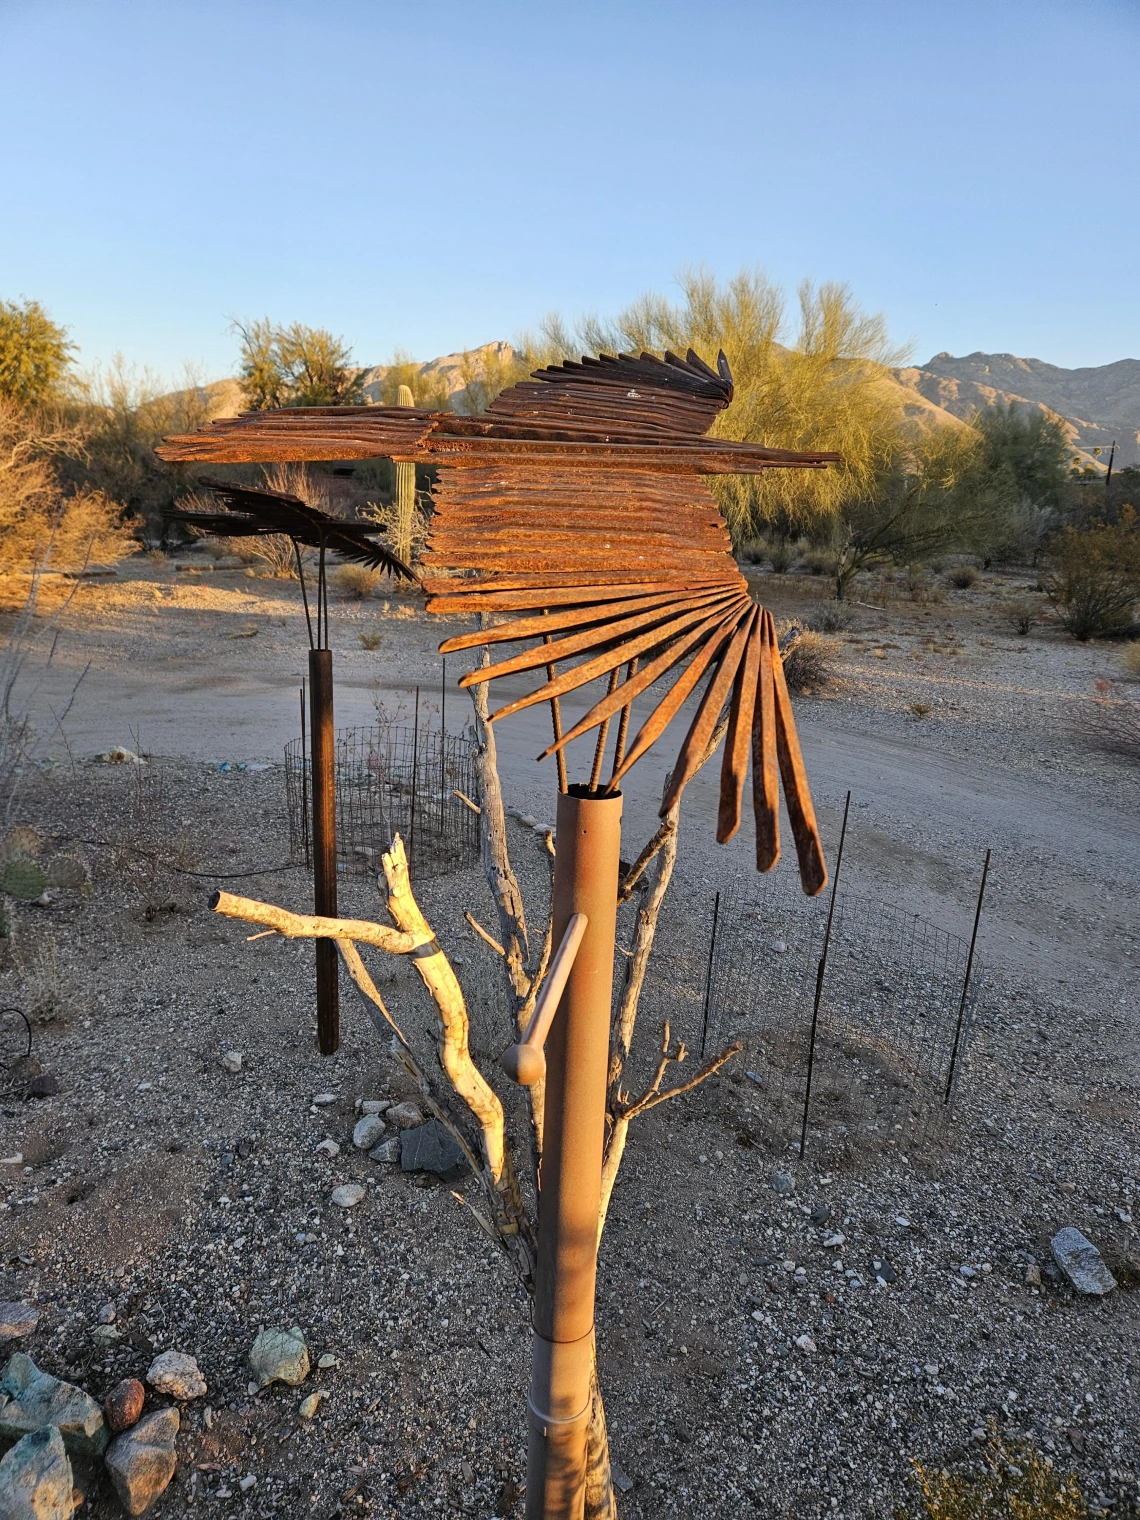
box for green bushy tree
[233,319,366,409]
[0,299,75,408]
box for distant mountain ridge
[894,351,1140,469]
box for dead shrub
[737,536,768,565]
[947,564,979,589]
[806,602,853,633]
[777,621,840,693]
[1087,680,1140,760]
[359,630,383,651]
[335,564,381,599]
[901,1422,1083,1519]
[1005,596,1040,635]
[1121,641,1140,679]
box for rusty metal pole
[308,648,339,1054]
[527,784,622,1520]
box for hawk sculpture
[158,349,837,893]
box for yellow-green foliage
[901,1426,1084,1519]
[375,352,453,411]
[334,563,380,599]
[0,299,75,408]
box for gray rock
[0,1352,107,1457]
[104,1378,145,1433]
[105,1407,179,1516]
[146,1350,206,1400]
[386,1101,424,1130]
[330,1183,365,1208]
[0,1426,75,1519]
[400,1119,469,1183]
[0,1303,40,1344]
[369,1137,401,1164]
[770,1171,796,1195]
[220,1050,243,1074]
[611,1459,634,1494]
[249,1326,309,1387]
[352,1114,386,1150]
[97,1303,116,1325]
[360,1099,391,1116]
[1051,1227,1117,1295]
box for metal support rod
[308,648,339,1055]
[799,790,850,1159]
[1106,440,1116,490]
[699,889,721,1058]
[543,625,569,794]
[299,683,310,869]
[588,667,621,792]
[410,686,420,871]
[944,848,991,1104]
[440,656,447,838]
[527,786,622,1520]
[499,914,589,1086]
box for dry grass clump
[806,602,853,633]
[947,564,979,589]
[1005,597,1040,636]
[335,564,381,599]
[1088,679,1140,761]
[777,621,840,693]
[901,1423,1083,1519]
[1120,641,1140,679]
[359,630,383,651]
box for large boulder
[0,1426,76,1519]
[104,1407,179,1516]
[0,1353,107,1457]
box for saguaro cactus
[393,382,416,572]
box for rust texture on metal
[157,349,834,892]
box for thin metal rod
[699,889,721,1058]
[318,540,328,649]
[799,790,850,1159]
[609,656,639,778]
[295,542,315,650]
[299,683,310,868]
[499,913,589,1086]
[309,648,339,1055]
[543,624,568,794]
[944,848,991,1104]
[588,667,621,792]
[1106,440,1116,490]
[409,685,420,871]
[440,655,447,838]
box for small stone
[400,1119,469,1183]
[298,1391,326,1420]
[959,1264,976,1279]
[872,1258,897,1285]
[1051,1227,1117,1295]
[518,814,537,829]
[809,1202,829,1225]
[331,1183,366,1209]
[105,1407,179,1516]
[0,1352,108,1456]
[924,1363,939,1376]
[146,1350,206,1401]
[315,1138,340,1159]
[0,1426,75,1520]
[92,1325,122,1344]
[1024,1262,1042,1286]
[360,1099,391,1116]
[794,1334,817,1353]
[239,1474,256,1492]
[250,1327,309,1387]
[822,1233,845,1249]
[352,1114,386,1150]
[312,1092,337,1106]
[1059,1180,1077,1195]
[220,1051,243,1074]
[611,1460,634,1494]
[0,1303,40,1344]
[97,1302,116,1325]
[26,1073,59,1099]
[369,1137,401,1164]
[386,1101,424,1130]
[769,1171,795,1195]
[317,1353,339,1370]
[772,940,788,954]
[104,1378,146,1433]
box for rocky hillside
[895,352,1140,469]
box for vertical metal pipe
[944,848,991,1103]
[299,683,310,869]
[527,785,623,1520]
[410,685,420,873]
[699,890,721,1058]
[799,790,850,1159]
[308,648,339,1055]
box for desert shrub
[801,546,837,577]
[359,630,383,651]
[902,563,945,604]
[768,538,796,573]
[1005,597,1039,636]
[777,621,840,692]
[901,1423,1083,1519]
[1088,680,1140,760]
[806,602,853,632]
[335,564,381,599]
[948,564,979,589]
[1046,517,1140,640]
[737,536,768,565]
[1122,641,1140,679]
[0,299,75,407]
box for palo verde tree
[0,298,75,409]
[233,318,367,409]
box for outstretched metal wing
[167,477,415,578]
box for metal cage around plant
[285,719,481,883]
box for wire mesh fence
[284,720,481,883]
[630,856,986,1169]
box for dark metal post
[799,791,850,1159]
[699,890,721,1058]
[440,655,447,838]
[299,683,310,868]
[1106,439,1116,490]
[944,848,991,1104]
[308,649,339,1055]
[527,785,622,1520]
[410,685,420,874]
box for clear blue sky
[2,0,1137,383]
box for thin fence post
[299,682,310,868]
[439,655,447,838]
[409,685,420,873]
[944,848,991,1104]
[799,791,851,1160]
[699,890,721,1058]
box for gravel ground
[0,560,1137,1518]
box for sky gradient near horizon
[2,0,1138,385]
